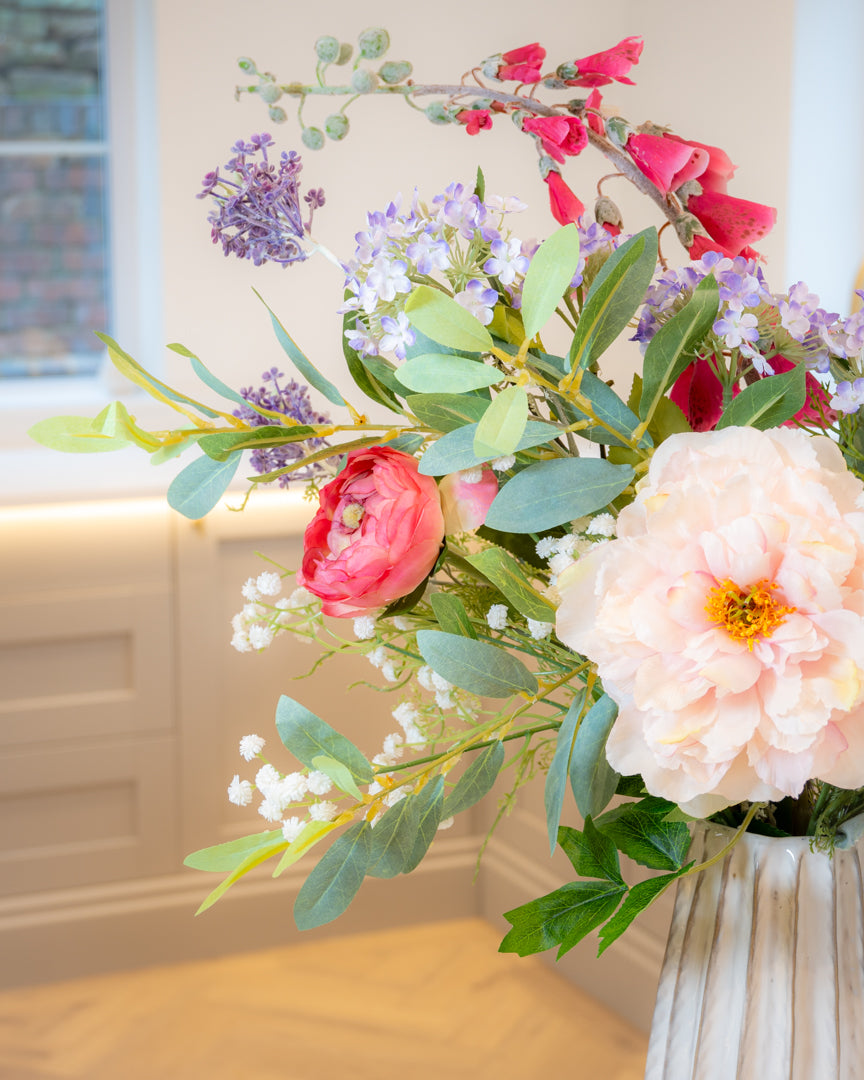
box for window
[0,0,111,379]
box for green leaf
[544,695,584,853]
[385,431,425,455]
[465,547,555,623]
[484,457,634,532]
[343,306,404,413]
[558,822,622,884]
[499,880,625,958]
[597,797,691,871]
[406,392,490,433]
[29,412,132,454]
[430,591,478,638]
[311,755,364,800]
[715,364,806,430]
[566,228,658,375]
[167,453,240,519]
[473,385,528,458]
[184,830,279,872]
[442,740,505,817]
[199,424,317,462]
[367,794,420,879]
[405,284,494,354]
[416,630,538,697]
[395,354,502,394]
[597,867,691,955]
[293,821,371,930]
[555,369,651,450]
[474,165,485,202]
[275,696,374,785]
[195,834,289,914]
[359,355,405,396]
[418,420,558,476]
[271,820,338,877]
[639,275,719,423]
[254,288,346,407]
[475,525,548,569]
[521,224,581,341]
[168,342,250,408]
[569,694,620,819]
[403,775,444,872]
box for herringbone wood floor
[0,918,648,1080]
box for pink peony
[297,446,444,618]
[438,468,498,534]
[556,427,864,817]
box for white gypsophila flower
[227,775,254,807]
[548,552,575,577]
[392,616,411,631]
[555,534,578,557]
[435,691,454,709]
[255,763,280,793]
[306,770,333,796]
[535,536,557,559]
[281,816,306,842]
[430,671,452,692]
[231,630,252,653]
[586,513,617,538]
[381,661,399,683]
[353,615,377,640]
[486,604,508,630]
[366,645,387,669]
[256,570,282,596]
[242,602,264,620]
[367,779,384,797]
[383,732,405,758]
[393,702,420,728]
[258,796,284,822]
[287,586,317,609]
[231,612,246,633]
[402,722,426,747]
[417,665,436,691]
[308,800,339,822]
[384,788,408,808]
[241,577,261,602]
[279,772,309,802]
[248,624,275,650]
[275,597,290,610]
[437,816,455,830]
[527,619,554,641]
[491,455,516,471]
[459,467,484,484]
[239,734,265,761]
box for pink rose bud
[438,468,498,535]
[297,446,445,617]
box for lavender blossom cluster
[234,367,330,486]
[634,252,864,400]
[341,182,619,361]
[198,133,325,267]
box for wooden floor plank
[0,918,647,1080]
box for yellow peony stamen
[704,578,796,650]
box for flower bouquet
[31,28,864,972]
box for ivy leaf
[442,740,505,818]
[275,696,373,786]
[597,866,692,955]
[293,821,371,930]
[558,819,623,885]
[499,880,625,958]
[596,797,691,871]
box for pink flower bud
[438,468,498,535]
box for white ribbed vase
[645,823,864,1080]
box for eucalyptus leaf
[416,630,538,697]
[418,420,558,476]
[271,820,338,877]
[406,393,490,433]
[466,547,555,623]
[184,830,279,872]
[367,793,421,879]
[343,306,404,413]
[195,833,288,914]
[569,695,620,819]
[293,821,371,930]
[395,354,502,394]
[405,284,494,354]
[484,457,634,532]
[442,740,505,818]
[199,424,317,462]
[559,369,652,449]
[311,754,364,800]
[29,412,132,454]
[167,343,250,408]
[473,385,528,458]
[430,591,477,638]
[403,775,444,872]
[521,224,581,341]
[544,696,584,854]
[167,453,240,519]
[275,696,374,785]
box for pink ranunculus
[563,35,644,88]
[498,42,546,82]
[438,468,498,535]
[543,169,585,225]
[456,109,493,136]
[522,115,588,164]
[556,426,864,817]
[297,446,445,618]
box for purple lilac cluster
[198,134,325,267]
[634,253,864,390]
[234,368,330,487]
[341,184,620,361]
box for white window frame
[0,0,163,468]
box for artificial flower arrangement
[31,29,864,959]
